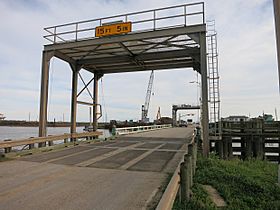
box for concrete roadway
[0,127,194,210]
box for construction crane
[141,70,154,123]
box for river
[0,126,111,141]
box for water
[0,126,111,141]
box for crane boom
[141,70,154,123]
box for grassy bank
[173,155,280,210]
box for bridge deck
[0,127,193,210]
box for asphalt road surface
[0,127,194,210]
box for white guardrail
[115,124,172,136]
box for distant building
[222,115,250,122]
[0,113,5,120]
[258,114,274,122]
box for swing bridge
[0,3,222,210]
[39,2,220,153]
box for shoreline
[0,120,109,128]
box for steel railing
[114,124,172,136]
[44,2,205,43]
[0,131,102,153]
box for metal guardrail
[156,130,198,210]
[44,2,205,43]
[0,131,102,153]
[115,124,172,135]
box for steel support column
[200,32,210,157]
[93,73,101,131]
[274,0,280,92]
[39,51,53,145]
[70,64,80,138]
[172,109,177,127]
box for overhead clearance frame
[39,2,210,156]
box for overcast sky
[0,0,279,123]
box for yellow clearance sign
[95,22,132,37]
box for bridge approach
[0,127,194,210]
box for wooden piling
[218,140,224,159]
[223,137,228,160]
[228,137,233,159]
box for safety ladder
[207,21,221,137]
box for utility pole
[273,0,280,92]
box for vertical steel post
[273,0,280,92]
[200,32,210,157]
[39,51,52,146]
[93,73,99,131]
[172,108,177,127]
[70,64,80,141]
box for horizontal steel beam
[61,37,195,57]
[77,100,94,106]
[86,62,194,74]
[44,25,206,51]
[54,50,76,65]
[89,59,193,71]
[78,48,199,66]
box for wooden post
[223,137,228,160]
[4,147,11,153]
[64,138,68,144]
[240,120,246,160]
[228,137,233,159]
[28,144,34,150]
[260,121,265,160]
[187,145,193,187]
[180,162,187,208]
[28,137,34,150]
[185,154,192,199]
[4,139,12,153]
[180,154,192,205]
[246,136,253,159]
[255,136,262,159]
[193,141,198,174]
[218,140,224,159]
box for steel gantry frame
[172,104,200,127]
[39,2,210,156]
